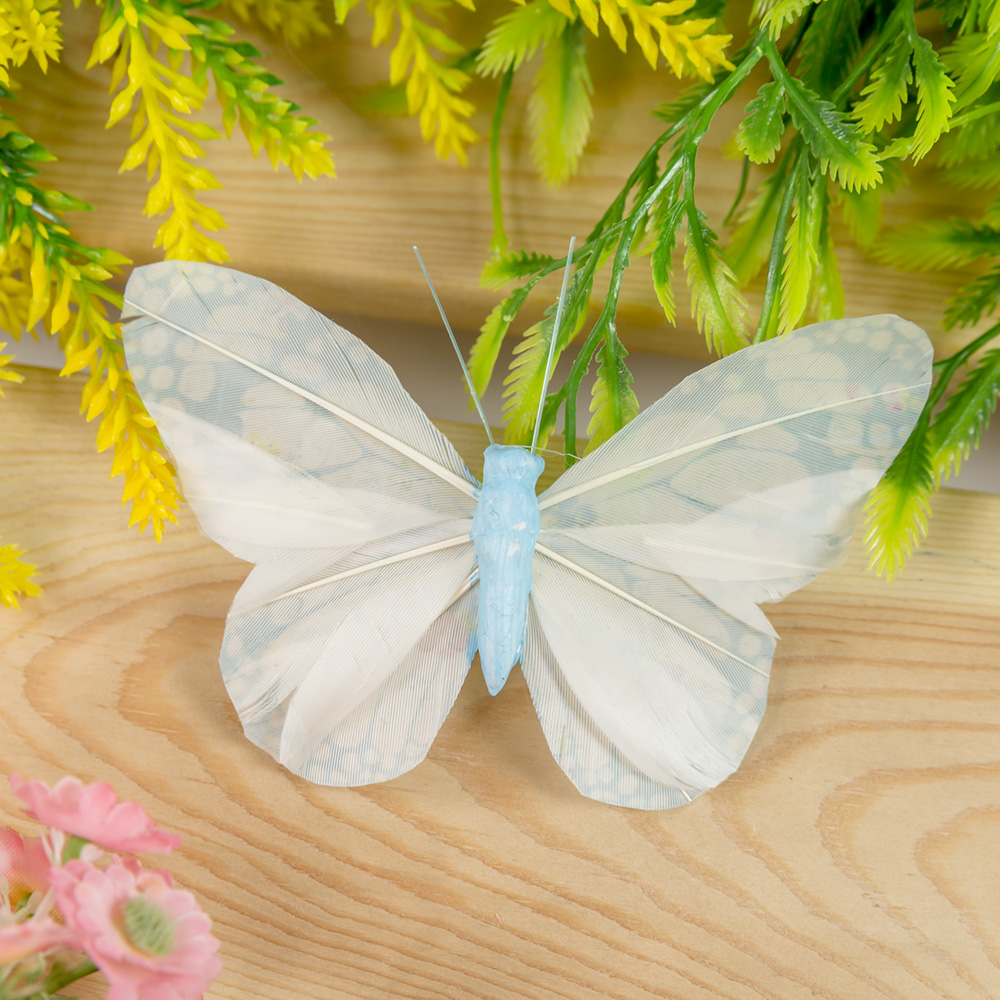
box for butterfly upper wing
[526,315,933,809]
[121,262,480,784]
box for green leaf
[686,0,728,17]
[811,188,844,320]
[943,265,1000,329]
[480,251,554,289]
[469,286,531,396]
[685,209,750,356]
[333,0,362,22]
[650,201,685,324]
[987,0,1000,36]
[780,72,882,190]
[944,157,1000,191]
[778,160,821,333]
[760,0,820,38]
[8,140,56,164]
[931,347,1000,482]
[863,422,935,581]
[930,0,967,27]
[946,33,1000,111]
[878,134,916,161]
[853,32,913,134]
[351,82,410,118]
[878,219,1000,271]
[528,21,593,186]
[477,0,567,77]
[587,347,638,451]
[838,185,882,250]
[726,170,785,285]
[654,80,713,123]
[910,35,956,160]
[937,108,1000,167]
[797,0,865,93]
[736,80,786,164]
[40,190,94,214]
[502,272,591,442]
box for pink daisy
[0,917,79,963]
[0,826,50,906]
[10,775,182,854]
[50,860,221,1000]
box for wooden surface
[1,368,999,999]
[9,3,984,361]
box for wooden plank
[8,5,982,362]
[1,368,998,999]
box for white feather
[121,262,481,785]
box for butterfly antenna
[530,236,576,455]
[413,246,494,446]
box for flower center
[122,896,175,957]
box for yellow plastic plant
[0,0,335,607]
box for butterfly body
[120,261,933,810]
[471,444,545,695]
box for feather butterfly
[120,261,932,810]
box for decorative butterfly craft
[121,261,932,810]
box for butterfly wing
[121,262,480,784]
[526,315,933,809]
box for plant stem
[948,100,1000,131]
[43,960,99,994]
[754,142,801,342]
[560,40,767,460]
[489,67,513,257]
[723,155,752,227]
[929,321,1000,407]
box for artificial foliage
[473,0,1000,582]
[0,0,997,607]
[0,0,336,607]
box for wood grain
[1,368,999,999]
[8,3,986,363]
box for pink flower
[0,917,79,963]
[0,827,50,905]
[50,860,221,1000]
[10,775,182,854]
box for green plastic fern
[472,0,1000,579]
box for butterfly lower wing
[121,262,482,783]
[523,541,772,809]
[229,535,479,784]
[528,316,932,808]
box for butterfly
[120,261,932,810]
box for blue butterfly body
[471,444,545,695]
[120,261,933,810]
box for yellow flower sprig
[223,0,330,47]
[188,12,335,181]
[0,324,39,607]
[347,0,477,163]
[91,0,229,262]
[90,0,335,261]
[0,535,40,608]
[0,0,335,609]
[0,117,181,541]
[0,0,61,84]
[549,0,733,80]
[62,271,182,538]
[0,338,22,391]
